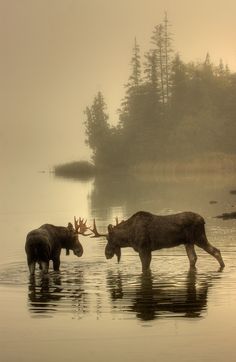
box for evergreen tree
[119,37,165,162]
[170,53,188,119]
[151,12,173,106]
[163,11,173,103]
[143,49,159,96]
[143,49,163,142]
[152,23,165,105]
[84,91,110,165]
[119,38,142,129]
[83,17,236,168]
[127,37,142,90]
[215,59,231,80]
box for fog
[1,0,236,170]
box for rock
[215,212,236,220]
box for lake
[1,166,236,362]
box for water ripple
[0,250,235,321]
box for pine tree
[170,53,188,119]
[119,38,143,128]
[143,48,162,123]
[163,11,173,103]
[202,52,214,79]
[151,13,173,106]
[84,91,110,165]
[152,24,165,105]
[119,38,142,125]
[127,37,142,90]
[144,49,159,95]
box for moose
[90,211,225,271]
[25,218,88,275]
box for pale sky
[1,0,236,169]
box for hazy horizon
[1,0,236,170]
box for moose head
[86,217,124,263]
[67,217,98,257]
[65,221,82,257]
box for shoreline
[53,153,236,181]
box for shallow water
[1,167,236,361]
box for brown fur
[25,223,83,275]
[105,211,225,271]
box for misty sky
[1,0,236,169]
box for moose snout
[105,246,114,259]
[105,250,113,259]
[73,247,84,257]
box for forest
[84,14,236,171]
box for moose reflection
[107,269,222,320]
[27,269,86,316]
[28,274,63,314]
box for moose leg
[28,262,36,275]
[40,261,49,274]
[196,236,225,268]
[199,242,225,268]
[52,257,60,271]
[139,250,152,272]
[27,254,36,275]
[185,244,197,268]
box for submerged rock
[216,212,236,220]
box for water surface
[1,167,236,361]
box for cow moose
[90,211,225,272]
[25,218,88,275]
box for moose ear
[67,222,74,231]
[108,224,113,233]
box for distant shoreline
[54,161,96,180]
[133,152,236,175]
[54,153,236,181]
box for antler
[115,216,124,226]
[74,216,92,236]
[74,216,80,233]
[73,216,123,238]
[89,219,108,238]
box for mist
[1,0,236,170]
[2,2,236,358]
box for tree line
[84,13,236,169]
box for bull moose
[90,211,225,271]
[25,218,87,275]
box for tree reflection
[88,172,227,222]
